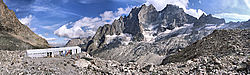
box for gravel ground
[0,50,248,75]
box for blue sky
[3,0,250,46]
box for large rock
[0,0,49,50]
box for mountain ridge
[66,3,249,65]
[86,4,199,53]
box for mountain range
[0,0,249,74]
[66,4,250,65]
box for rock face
[87,4,198,53]
[0,0,49,50]
[87,4,230,64]
[161,29,250,64]
[87,17,125,52]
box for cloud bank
[54,7,132,38]
[213,13,250,22]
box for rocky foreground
[0,30,249,74]
[0,49,248,74]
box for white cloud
[41,24,61,30]
[38,34,57,41]
[54,23,96,38]
[145,0,188,11]
[221,0,239,8]
[145,0,206,18]
[54,7,132,38]
[185,9,206,18]
[117,7,132,16]
[245,0,250,9]
[79,0,93,4]
[198,0,202,4]
[213,13,250,22]
[62,0,69,3]
[31,6,50,12]
[19,15,33,26]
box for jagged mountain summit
[0,0,49,50]
[86,4,199,53]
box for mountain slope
[161,29,250,64]
[0,0,49,50]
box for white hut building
[26,46,81,58]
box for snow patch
[105,33,132,45]
[204,24,218,30]
[142,24,158,43]
[156,24,194,40]
[143,31,157,43]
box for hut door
[47,52,52,57]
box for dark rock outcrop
[0,0,49,50]
[161,29,250,64]
[159,4,197,27]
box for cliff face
[0,0,49,50]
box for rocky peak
[199,13,207,19]
[86,4,199,53]
[194,14,225,27]
[138,4,158,27]
[161,4,185,13]
[160,4,197,27]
